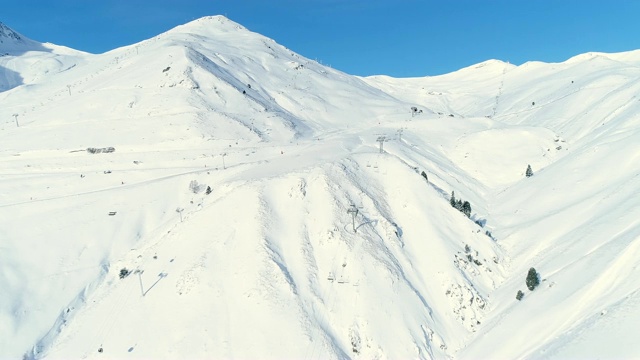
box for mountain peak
[188,15,242,28]
[0,21,23,42]
[165,15,247,37]
[0,21,46,54]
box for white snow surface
[1,15,639,359]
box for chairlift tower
[376,136,386,153]
[12,113,19,127]
[221,153,227,169]
[347,204,359,233]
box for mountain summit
[0,21,42,53]
[0,21,22,41]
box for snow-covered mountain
[1,15,639,359]
[0,21,87,92]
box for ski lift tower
[221,152,227,169]
[376,135,386,153]
[347,204,359,233]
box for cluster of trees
[516,267,541,300]
[450,191,471,218]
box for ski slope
[1,15,639,359]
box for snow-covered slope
[1,15,639,359]
[366,49,640,358]
[0,21,87,92]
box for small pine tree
[462,201,472,218]
[421,171,429,182]
[119,268,130,279]
[516,290,524,301]
[526,164,533,177]
[450,191,456,207]
[526,268,540,291]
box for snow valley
[1,15,640,359]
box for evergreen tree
[516,290,525,301]
[526,267,540,291]
[462,201,472,218]
[119,268,130,279]
[450,191,456,207]
[526,164,533,177]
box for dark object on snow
[526,268,540,291]
[421,171,428,182]
[103,170,112,174]
[462,201,471,218]
[206,186,212,195]
[98,347,103,353]
[516,290,525,301]
[108,211,117,216]
[119,268,130,279]
[526,164,533,177]
[87,147,115,154]
[450,191,471,217]
[162,66,171,72]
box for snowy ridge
[0,21,87,92]
[1,15,640,359]
[0,21,22,40]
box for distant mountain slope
[1,15,639,360]
[365,48,640,359]
[0,21,40,53]
[0,21,88,91]
[364,50,640,144]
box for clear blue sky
[3,0,639,77]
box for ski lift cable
[306,277,339,359]
[307,199,364,358]
[90,270,139,355]
[90,280,128,351]
[307,195,366,359]
[95,275,137,346]
[305,224,345,359]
